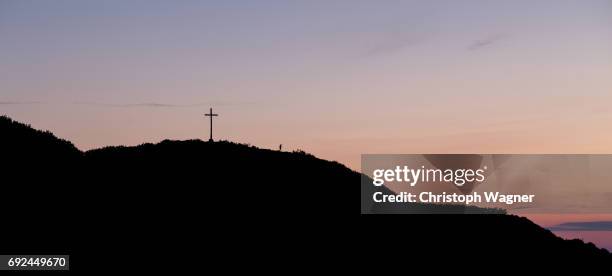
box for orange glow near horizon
[524,214,612,250]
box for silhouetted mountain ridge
[1,115,610,272]
[1,115,80,160]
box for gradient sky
[1,0,612,169]
[526,214,612,251]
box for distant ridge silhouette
[0,115,610,272]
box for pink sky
[1,0,611,250]
[524,214,612,251]
[2,1,612,169]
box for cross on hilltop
[205,108,218,142]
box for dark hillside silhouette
[0,115,610,272]
[1,115,81,161]
[0,116,81,258]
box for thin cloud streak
[1,101,253,108]
[548,221,612,231]
[72,101,253,108]
[0,101,44,105]
[468,34,506,51]
[362,33,427,57]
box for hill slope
[0,115,610,272]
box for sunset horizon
[2,0,612,271]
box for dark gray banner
[0,255,69,271]
[361,154,612,214]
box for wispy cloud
[72,101,252,108]
[1,100,253,108]
[548,221,612,231]
[467,34,506,51]
[363,33,426,57]
[0,101,43,105]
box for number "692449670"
[8,257,66,267]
